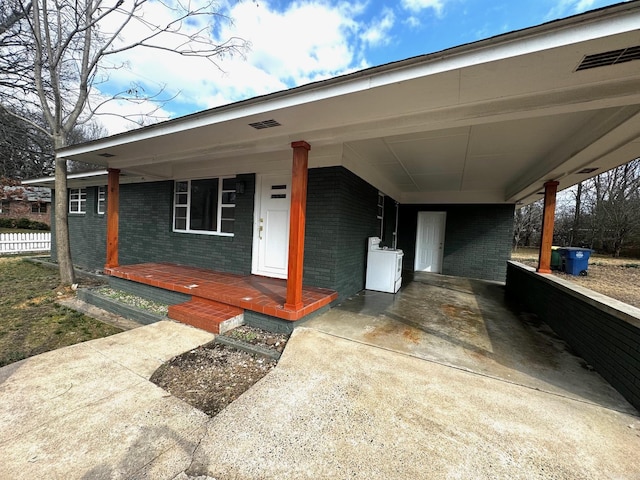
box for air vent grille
[576,45,640,71]
[576,167,599,174]
[248,119,281,130]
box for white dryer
[365,237,404,293]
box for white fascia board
[22,170,109,187]
[56,4,640,160]
[21,176,54,186]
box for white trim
[68,188,87,214]
[250,175,263,276]
[97,186,106,215]
[415,212,446,273]
[172,177,236,236]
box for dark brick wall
[55,169,378,302]
[304,167,380,300]
[108,277,190,305]
[398,204,514,282]
[506,262,640,412]
[117,174,254,274]
[54,176,512,296]
[53,174,255,274]
[51,187,107,269]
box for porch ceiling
[57,3,640,205]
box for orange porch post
[537,180,559,274]
[105,168,120,269]
[284,141,310,311]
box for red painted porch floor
[104,263,338,321]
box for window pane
[175,193,188,205]
[175,206,187,219]
[190,178,218,231]
[175,218,187,230]
[222,192,236,204]
[222,178,236,190]
[176,181,188,193]
[221,206,235,220]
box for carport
[306,273,635,412]
[33,1,640,412]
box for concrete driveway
[1,274,639,479]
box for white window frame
[172,176,236,236]
[97,186,106,215]
[377,192,385,238]
[69,188,86,214]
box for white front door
[415,212,446,273]
[252,174,291,279]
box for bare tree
[0,0,248,284]
[583,159,640,256]
[568,181,582,246]
[513,201,543,251]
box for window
[31,203,47,214]
[377,192,384,238]
[173,177,236,235]
[97,186,106,215]
[69,188,86,214]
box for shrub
[1,218,50,231]
[15,218,32,229]
[0,218,16,228]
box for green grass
[0,257,122,367]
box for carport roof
[53,2,640,205]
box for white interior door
[415,212,446,273]
[253,174,291,278]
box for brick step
[168,297,244,334]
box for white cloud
[401,0,446,16]
[92,0,376,134]
[403,16,421,29]
[361,8,395,47]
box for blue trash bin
[558,247,591,276]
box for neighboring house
[25,3,640,312]
[0,185,51,226]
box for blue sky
[97,0,629,134]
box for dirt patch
[511,249,640,309]
[150,325,289,416]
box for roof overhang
[22,170,154,188]
[54,2,640,205]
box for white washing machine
[365,237,404,293]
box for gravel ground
[511,249,640,309]
[96,287,169,316]
[150,326,289,416]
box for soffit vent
[576,45,640,71]
[97,152,115,157]
[248,119,281,130]
[576,167,599,174]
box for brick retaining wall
[506,261,640,412]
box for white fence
[0,232,51,254]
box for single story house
[26,3,640,331]
[0,185,51,226]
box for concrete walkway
[1,275,640,479]
[0,321,215,479]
